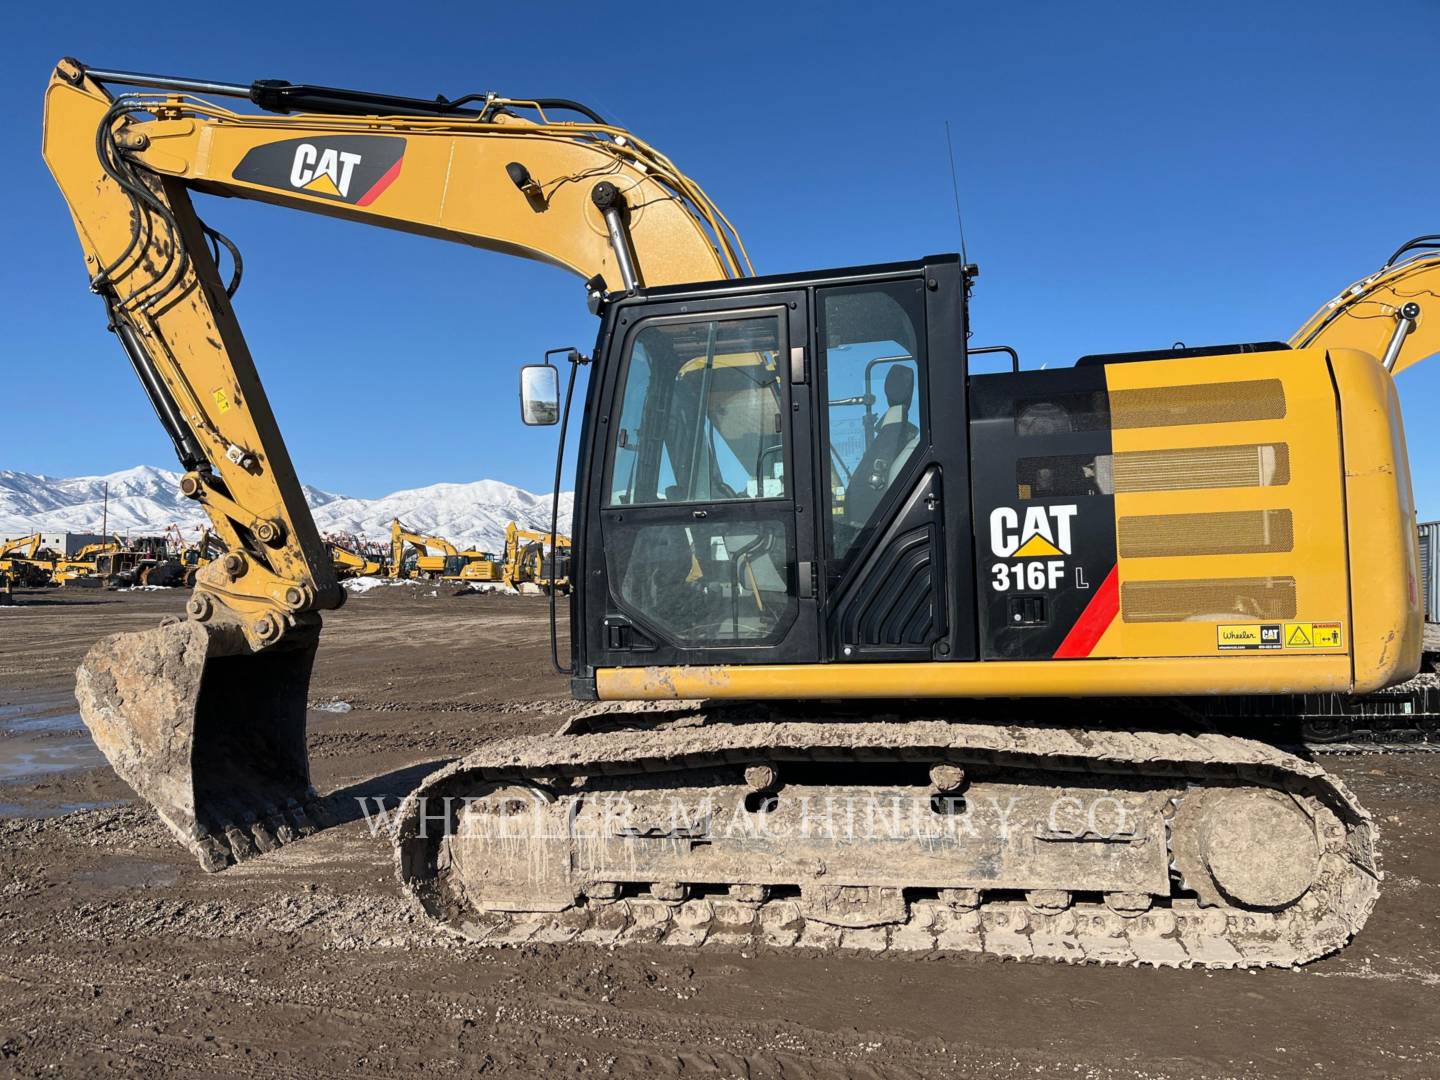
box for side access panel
[970,350,1351,663]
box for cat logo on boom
[290,144,363,198]
[231,135,406,207]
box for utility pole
[101,481,108,543]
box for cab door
[588,292,819,666]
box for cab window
[607,315,786,506]
[818,281,926,562]
[601,311,797,647]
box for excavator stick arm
[45,65,344,649]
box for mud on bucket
[75,618,333,871]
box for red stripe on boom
[356,157,404,207]
[1053,565,1119,658]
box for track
[395,706,1379,969]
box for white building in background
[35,532,111,556]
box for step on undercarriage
[394,706,1380,969]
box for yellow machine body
[597,344,1422,700]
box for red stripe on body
[1053,565,1119,658]
[355,157,404,206]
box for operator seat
[843,364,918,530]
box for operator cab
[522,256,975,689]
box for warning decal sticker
[1217,622,1344,651]
[1284,622,1344,649]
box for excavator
[390,518,499,582]
[50,536,124,585]
[389,518,457,579]
[329,539,385,580]
[0,534,56,587]
[43,58,1439,968]
[451,548,504,584]
[501,522,572,593]
[389,518,454,579]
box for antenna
[944,120,970,268]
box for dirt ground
[0,586,1437,1079]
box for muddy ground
[0,586,1437,1079]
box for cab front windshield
[608,315,785,506]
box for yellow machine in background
[50,537,123,585]
[388,518,499,582]
[329,541,385,579]
[0,534,56,586]
[388,518,455,579]
[501,522,572,593]
[449,549,503,583]
[39,58,1439,969]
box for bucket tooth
[269,812,299,846]
[74,617,321,871]
[224,823,260,860]
[249,819,281,854]
[285,800,318,837]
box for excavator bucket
[75,619,332,871]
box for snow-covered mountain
[0,466,572,551]
[312,480,574,550]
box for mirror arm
[549,347,588,675]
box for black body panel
[969,366,1118,660]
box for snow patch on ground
[341,576,407,594]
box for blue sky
[4,2,1438,516]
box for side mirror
[519,363,560,426]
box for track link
[394,707,1380,969]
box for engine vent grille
[1117,509,1295,558]
[1120,577,1298,623]
[1112,443,1289,492]
[1110,379,1286,429]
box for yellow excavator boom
[42,58,744,867]
[44,58,742,648]
[1290,238,1440,375]
[0,533,45,560]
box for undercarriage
[394,705,1380,969]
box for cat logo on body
[988,504,1077,593]
[232,135,406,207]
